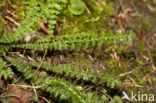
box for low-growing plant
[0,0,137,102]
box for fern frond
[0,1,40,43]
[110,96,123,103]
[0,58,14,80]
[13,31,135,51]
[6,56,106,103]
[0,44,9,55]
[30,61,122,88]
[0,0,66,43]
[0,32,19,43]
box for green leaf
[68,0,85,15]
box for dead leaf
[117,14,125,29]
[39,18,49,34]
[136,31,145,41]
[2,84,34,103]
[152,64,156,72]
[8,0,14,12]
[126,8,132,21]
[146,77,153,87]
[140,53,149,61]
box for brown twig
[119,70,136,77]
[4,16,20,26]
[7,10,24,20]
[39,96,51,103]
[84,3,91,14]
[128,76,143,87]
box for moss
[133,19,141,31]
[59,1,115,35]
[142,20,151,32]
[106,59,124,75]
[133,18,151,34]
[136,58,144,66]
[69,53,91,69]
[138,78,146,85]
[136,40,146,53]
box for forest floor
[0,0,156,103]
